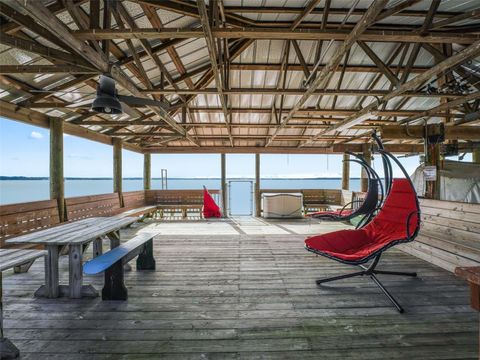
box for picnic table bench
[5,216,137,299]
[84,232,156,300]
[1,248,46,359]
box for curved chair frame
[310,152,384,226]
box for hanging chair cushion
[305,179,419,264]
[203,187,222,218]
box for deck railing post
[342,153,350,191]
[113,138,124,207]
[473,148,480,163]
[361,144,371,192]
[144,153,151,190]
[255,153,261,217]
[221,153,227,217]
[50,118,65,222]
[425,142,441,199]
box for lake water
[0,178,361,214]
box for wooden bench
[65,193,122,222]
[120,191,157,219]
[0,248,46,358]
[303,189,344,213]
[455,266,480,311]
[0,199,60,249]
[146,190,205,218]
[83,232,156,300]
[398,199,480,273]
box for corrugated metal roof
[0,0,479,151]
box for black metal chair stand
[315,254,417,313]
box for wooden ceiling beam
[143,144,425,154]
[357,41,400,87]
[0,31,95,70]
[291,0,322,30]
[221,6,457,18]
[301,40,480,145]
[422,42,480,92]
[0,65,98,74]
[381,125,480,140]
[197,0,232,146]
[137,0,255,27]
[27,105,462,119]
[0,0,87,34]
[0,2,80,54]
[399,91,480,125]
[266,0,389,146]
[11,0,189,140]
[430,8,480,30]
[374,0,423,22]
[71,28,480,44]
[79,121,376,129]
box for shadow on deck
[2,218,479,359]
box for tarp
[203,186,222,218]
[411,160,480,203]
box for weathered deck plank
[2,220,478,359]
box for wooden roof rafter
[266,0,390,146]
[0,0,480,152]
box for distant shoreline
[0,176,362,180]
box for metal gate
[227,180,254,216]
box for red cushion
[305,179,419,263]
[203,188,221,218]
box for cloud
[29,131,43,139]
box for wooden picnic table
[5,216,137,299]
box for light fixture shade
[91,95,123,114]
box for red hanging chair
[304,149,421,313]
[203,186,222,218]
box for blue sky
[0,117,471,178]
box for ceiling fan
[32,75,169,116]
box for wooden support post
[113,138,123,206]
[255,153,261,217]
[425,142,441,199]
[342,153,350,190]
[361,144,371,192]
[143,153,151,190]
[473,148,480,163]
[221,153,227,217]
[50,118,65,222]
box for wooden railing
[0,189,221,246]
[398,198,480,273]
[0,199,60,247]
[65,193,122,222]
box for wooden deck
[2,218,479,359]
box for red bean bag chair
[203,186,221,218]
